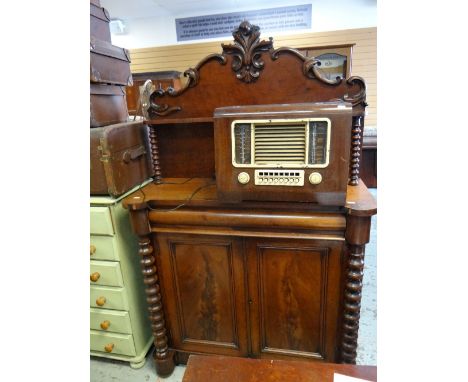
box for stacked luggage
[90,0,153,197]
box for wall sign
[175,4,312,42]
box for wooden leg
[341,214,372,364]
[138,236,175,376]
[340,244,365,364]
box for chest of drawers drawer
[90,236,119,261]
[90,260,123,287]
[90,186,153,367]
[90,330,136,356]
[90,206,114,235]
[90,285,129,310]
[90,308,132,334]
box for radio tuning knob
[309,172,323,185]
[237,172,250,185]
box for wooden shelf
[123,177,375,216]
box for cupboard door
[246,238,344,362]
[156,233,249,357]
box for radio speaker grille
[254,123,306,165]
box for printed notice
[175,4,312,42]
[333,373,373,382]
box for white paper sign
[334,373,373,382]
[175,4,312,42]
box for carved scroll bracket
[221,21,273,83]
[148,54,227,118]
[271,47,343,85]
[342,76,367,108]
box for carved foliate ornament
[221,21,273,83]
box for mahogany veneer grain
[182,355,377,382]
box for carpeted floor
[91,188,377,381]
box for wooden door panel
[247,239,343,361]
[156,233,248,356]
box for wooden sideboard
[122,21,376,377]
[90,184,153,368]
[123,178,376,376]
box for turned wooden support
[348,115,364,186]
[128,202,175,377]
[341,214,372,364]
[148,125,162,184]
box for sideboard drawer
[90,260,123,287]
[90,308,132,334]
[90,236,119,261]
[90,285,129,310]
[90,330,136,356]
[90,206,114,236]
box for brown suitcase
[90,3,111,42]
[90,37,133,86]
[90,120,154,197]
[90,84,129,127]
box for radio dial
[237,172,250,184]
[309,172,323,185]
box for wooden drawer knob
[104,343,114,353]
[90,272,100,282]
[90,245,96,255]
[96,296,106,306]
[100,320,111,330]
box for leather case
[90,120,154,197]
[90,84,129,127]
[90,3,111,42]
[90,37,133,86]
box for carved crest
[146,20,367,119]
[221,21,273,83]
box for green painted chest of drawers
[90,184,153,368]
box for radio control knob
[237,172,250,185]
[309,172,322,185]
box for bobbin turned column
[127,197,175,376]
[148,125,162,184]
[348,115,364,186]
[341,213,372,364]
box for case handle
[122,146,146,163]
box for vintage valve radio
[214,102,352,205]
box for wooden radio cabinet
[123,21,376,377]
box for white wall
[100,0,377,49]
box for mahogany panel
[155,123,215,178]
[247,238,344,361]
[155,233,249,357]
